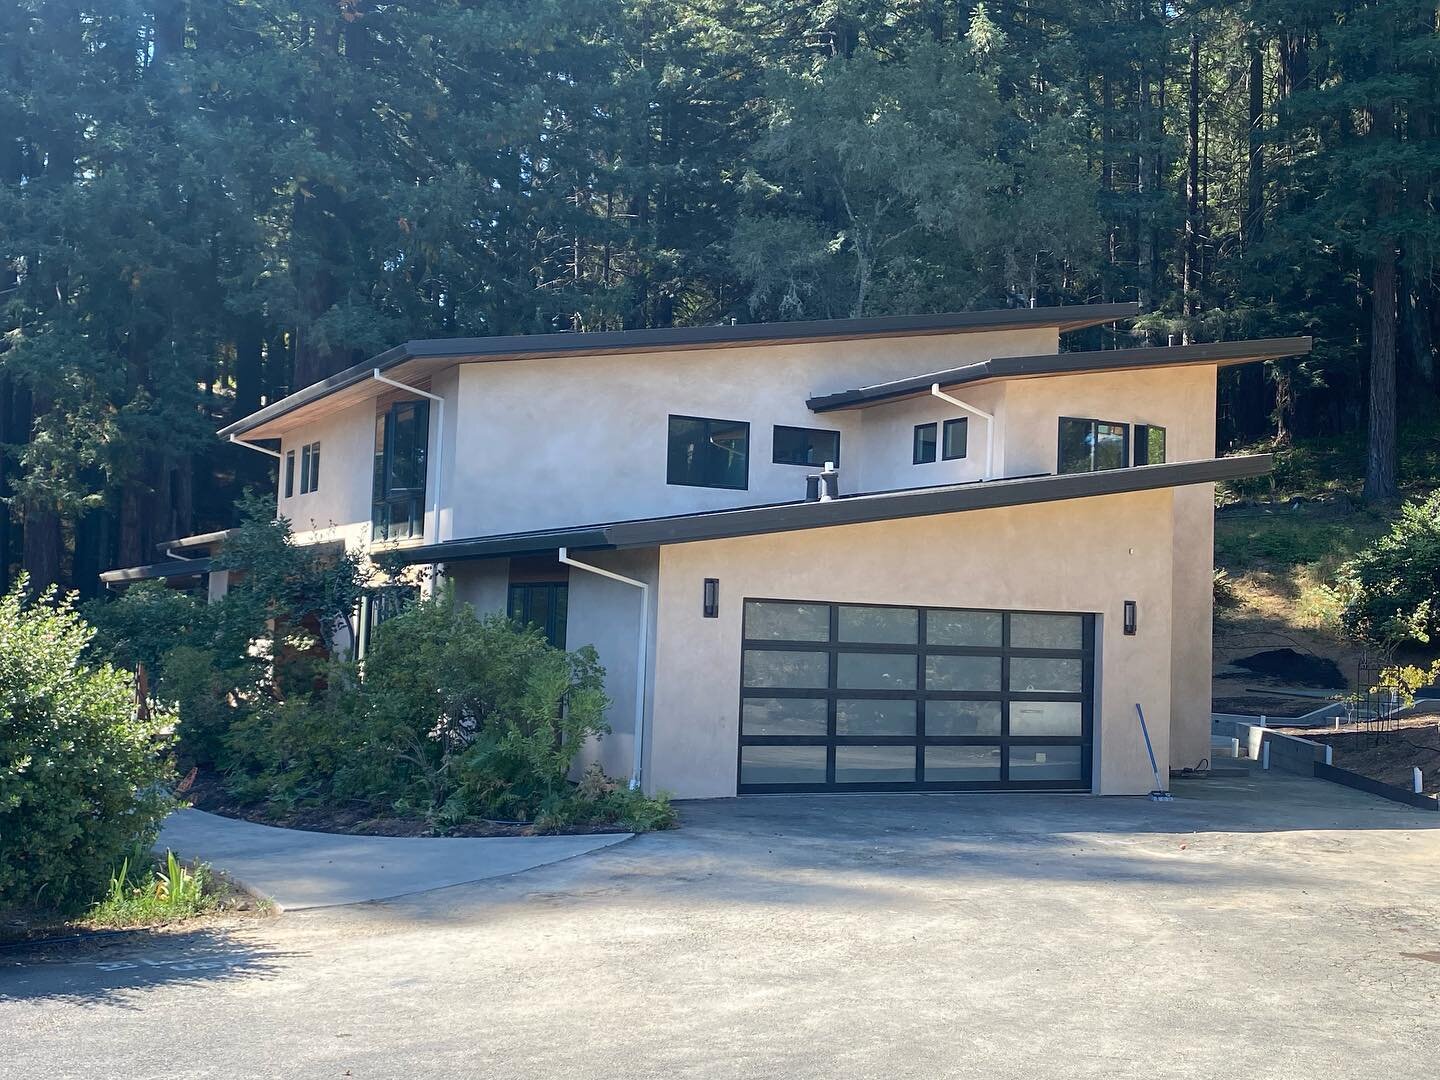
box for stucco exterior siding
[447,328,1057,539]
[646,488,1177,799]
[277,396,377,552]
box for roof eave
[218,303,1141,439]
[389,455,1270,564]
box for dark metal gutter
[99,558,213,584]
[807,337,1313,412]
[218,303,1139,438]
[389,454,1271,565]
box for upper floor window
[1135,424,1166,466]
[284,450,295,498]
[773,425,840,467]
[942,418,968,460]
[913,423,938,464]
[300,441,320,494]
[1058,417,1129,474]
[373,400,430,540]
[667,415,749,489]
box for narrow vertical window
[1134,425,1166,466]
[284,450,295,498]
[913,423,938,464]
[306,441,321,493]
[941,417,968,460]
[300,443,312,494]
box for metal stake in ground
[1135,703,1173,802]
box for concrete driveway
[4,769,1440,1079]
[157,809,631,909]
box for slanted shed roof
[806,337,1312,412]
[218,303,1139,439]
[99,558,212,585]
[387,454,1271,564]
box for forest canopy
[2,0,1436,592]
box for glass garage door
[737,600,1095,793]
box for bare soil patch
[1272,714,1440,795]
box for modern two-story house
[201,303,1306,800]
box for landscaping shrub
[363,589,610,820]
[1337,491,1440,646]
[0,579,174,915]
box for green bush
[0,579,174,915]
[363,588,610,819]
[1337,491,1440,646]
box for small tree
[1338,491,1440,647]
[0,578,173,915]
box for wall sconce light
[1123,599,1138,636]
[703,578,719,619]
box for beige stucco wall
[646,488,1177,799]
[277,396,376,552]
[992,364,1218,767]
[852,382,1003,490]
[447,328,1058,538]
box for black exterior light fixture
[703,578,720,618]
[1123,599,1138,636]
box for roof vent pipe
[806,462,839,502]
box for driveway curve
[157,809,630,910]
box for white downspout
[372,369,445,542]
[930,383,996,481]
[228,433,283,459]
[557,546,650,791]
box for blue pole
[1135,702,1169,797]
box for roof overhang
[388,454,1270,565]
[99,557,213,585]
[219,303,1140,440]
[807,337,1312,412]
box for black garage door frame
[737,599,1096,794]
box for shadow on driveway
[0,924,292,1007]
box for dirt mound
[1231,647,1346,688]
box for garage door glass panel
[743,601,830,642]
[926,700,1002,735]
[837,699,916,736]
[838,605,918,644]
[741,745,827,785]
[742,698,828,736]
[926,609,1002,647]
[1008,745,1084,781]
[738,601,1093,793]
[1009,656,1083,693]
[925,654,1002,692]
[924,745,1002,781]
[837,652,917,690]
[1009,613,1084,650]
[1009,701,1084,737]
[742,650,829,688]
[835,745,916,783]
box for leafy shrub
[364,588,610,820]
[1337,491,1440,646]
[0,579,174,915]
[530,765,678,833]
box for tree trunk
[1183,26,1201,336]
[1244,38,1265,251]
[1364,232,1400,502]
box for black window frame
[300,441,320,495]
[508,582,570,648]
[1057,416,1130,475]
[941,417,968,461]
[283,449,295,498]
[372,399,431,541]
[737,598,1095,794]
[913,423,938,465]
[772,424,841,468]
[356,583,419,659]
[666,414,750,490]
[1134,424,1166,466]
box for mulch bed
[184,768,629,838]
[1272,714,1440,796]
